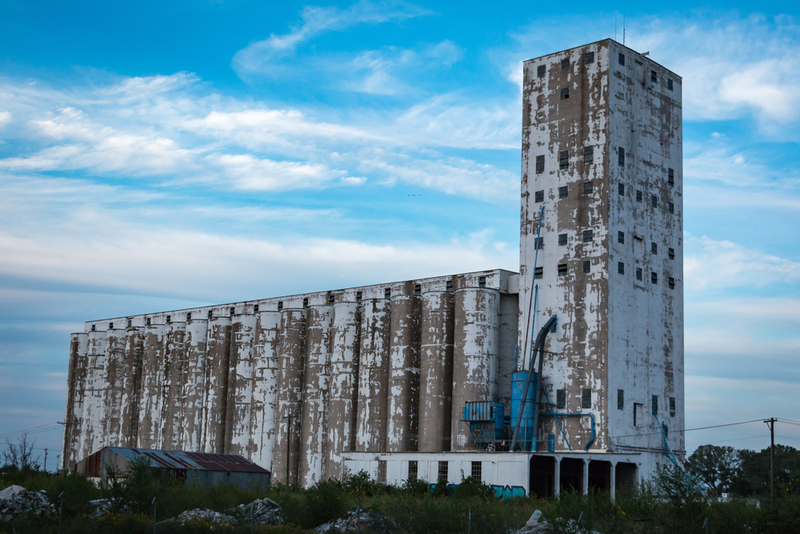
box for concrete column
[63,333,88,470]
[104,327,126,446]
[273,309,306,485]
[83,330,107,458]
[226,314,257,456]
[386,294,421,452]
[610,461,617,501]
[181,318,208,452]
[325,302,360,480]
[251,311,281,471]
[554,457,561,496]
[418,291,454,452]
[355,298,391,452]
[137,324,166,449]
[582,459,589,496]
[161,322,187,450]
[299,305,334,487]
[202,316,231,453]
[120,328,144,447]
[450,288,500,450]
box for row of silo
[64,285,505,482]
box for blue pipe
[541,388,572,451]
[541,412,596,451]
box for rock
[316,509,397,533]
[177,508,237,528]
[87,498,127,518]
[0,485,25,500]
[231,497,283,525]
[0,485,56,521]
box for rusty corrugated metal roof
[105,447,269,473]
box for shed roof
[105,447,269,474]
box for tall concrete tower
[519,40,684,460]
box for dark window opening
[583,260,591,274]
[556,389,566,409]
[651,70,658,83]
[618,183,625,196]
[558,263,567,276]
[560,87,570,100]
[561,58,570,70]
[651,242,658,255]
[651,194,658,208]
[91,324,96,331]
[618,231,625,244]
[166,315,171,323]
[668,78,674,91]
[636,190,643,202]
[619,53,625,66]
[478,276,486,288]
[534,266,543,280]
[668,168,674,186]
[328,294,335,304]
[652,395,659,415]
[636,267,643,281]
[187,313,192,321]
[618,262,625,275]
[558,233,568,246]
[408,460,418,481]
[414,284,421,295]
[446,280,453,293]
[356,292,362,303]
[230,307,235,316]
[208,310,213,319]
[471,461,482,481]
[581,389,592,409]
[618,389,625,410]
[669,397,676,416]
[559,150,569,169]
[668,248,675,260]
[111,322,116,329]
[618,147,625,167]
[584,146,594,164]
[384,288,391,299]
[253,305,258,314]
[559,185,568,199]
[303,298,309,308]
[278,301,284,310]
[583,181,593,194]
[583,229,593,242]
[438,461,449,482]
[535,155,545,174]
[668,277,675,289]
[537,65,546,78]
[535,237,544,250]
[146,317,151,326]
[669,202,675,214]
[584,51,595,64]
[535,190,544,202]
[651,272,658,284]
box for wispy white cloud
[0,111,11,129]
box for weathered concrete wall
[355,298,391,452]
[251,311,280,470]
[386,293,421,452]
[418,291,454,452]
[227,314,257,456]
[273,308,306,484]
[203,316,231,453]
[181,319,208,452]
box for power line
[612,418,765,440]
[0,422,60,439]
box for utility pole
[44,448,48,472]
[764,418,776,498]
[282,414,297,485]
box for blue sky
[1,0,799,467]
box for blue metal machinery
[510,371,536,450]
[461,401,505,450]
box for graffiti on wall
[428,483,526,499]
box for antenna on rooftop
[623,15,626,46]
[615,15,617,41]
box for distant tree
[685,444,740,496]
[733,445,800,496]
[1,431,40,471]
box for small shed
[74,447,270,489]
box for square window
[668,78,674,91]
[584,51,594,64]
[535,190,544,203]
[378,460,387,483]
[651,271,658,284]
[583,229,593,242]
[669,397,676,416]
[535,237,544,250]
[651,194,658,208]
[668,247,675,260]
[618,147,625,167]
[559,185,568,199]
[583,260,591,273]
[414,284,421,295]
[278,301,284,310]
[651,70,657,83]
[583,146,594,164]
[618,183,625,196]
[471,461,482,481]
[581,388,591,409]
[652,395,659,415]
[636,267,643,281]
[636,190,643,202]
[534,266,543,279]
[556,389,566,409]
[583,181,593,194]
[618,262,625,275]
[561,58,570,70]
[478,276,486,288]
[560,87,570,100]
[537,64,546,78]
[618,231,625,244]
[617,389,624,410]
[356,292,362,303]
[558,263,567,276]
[668,168,674,186]
[408,460,418,481]
[303,297,309,308]
[535,155,545,174]
[559,150,569,169]
[618,53,625,66]
[651,242,658,255]
[438,461,448,482]
[558,233,568,246]
[668,202,675,214]
[328,294,335,304]
[669,277,675,289]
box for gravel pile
[177,508,237,527]
[316,509,397,533]
[232,497,283,525]
[0,485,56,521]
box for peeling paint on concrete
[386,294,421,453]
[418,291,454,452]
